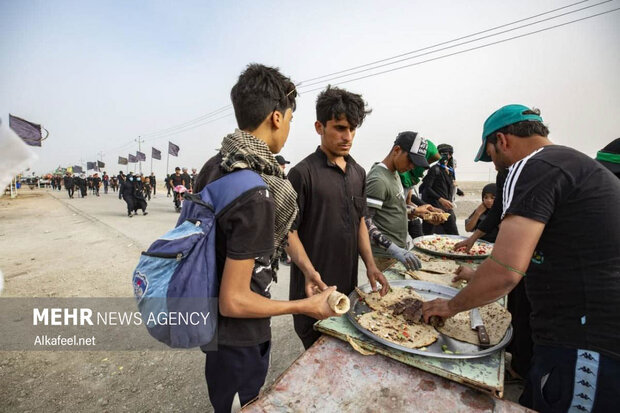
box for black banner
[168,141,180,157]
[97,160,105,168]
[9,114,43,147]
[73,166,83,173]
[118,157,128,165]
[136,151,146,161]
[87,162,96,170]
[128,154,137,163]
[152,147,161,160]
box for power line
[139,104,232,138]
[129,0,611,141]
[301,6,620,94]
[298,0,592,84]
[99,1,618,165]
[142,111,234,143]
[297,0,614,90]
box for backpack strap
[204,169,267,214]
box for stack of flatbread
[354,286,511,349]
[438,303,512,346]
[355,287,439,348]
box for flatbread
[421,211,451,223]
[437,302,511,346]
[357,310,439,348]
[401,270,462,288]
[328,291,350,314]
[420,260,461,274]
[355,286,424,311]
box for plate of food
[347,280,512,359]
[413,234,493,259]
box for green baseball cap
[475,104,544,162]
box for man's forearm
[358,217,379,270]
[285,230,316,276]
[364,214,392,251]
[221,288,305,318]
[220,257,307,318]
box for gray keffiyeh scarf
[220,129,299,262]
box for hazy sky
[1,0,619,180]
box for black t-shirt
[169,174,185,188]
[478,170,507,235]
[503,145,620,360]
[421,164,454,208]
[466,209,498,242]
[195,154,275,347]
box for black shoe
[143,211,148,215]
[128,213,133,218]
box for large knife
[470,308,490,346]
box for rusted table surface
[243,336,531,413]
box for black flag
[118,156,128,165]
[168,141,180,157]
[152,147,161,160]
[73,166,83,173]
[97,160,105,168]
[87,161,96,170]
[128,154,138,163]
[136,151,146,161]
[9,114,43,147]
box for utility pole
[78,157,85,174]
[135,136,145,174]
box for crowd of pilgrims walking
[49,168,199,218]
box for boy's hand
[304,270,328,298]
[475,203,487,215]
[439,198,455,211]
[303,286,339,320]
[367,267,390,296]
[454,236,475,252]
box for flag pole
[166,149,170,178]
[135,136,144,174]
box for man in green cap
[423,104,620,412]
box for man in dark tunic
[63,172,74,198]
[119,174,135,217]
[288,86,389,349]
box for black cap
[437,143,454,155]
[275,155,290,165]
[394,131,429,168]
[175,167,180,171]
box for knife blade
[470,308,490,346]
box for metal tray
[347,280,512,359]
[413,234,493,260]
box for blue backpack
[131,169,267,348]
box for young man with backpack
[192,64,337,412]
